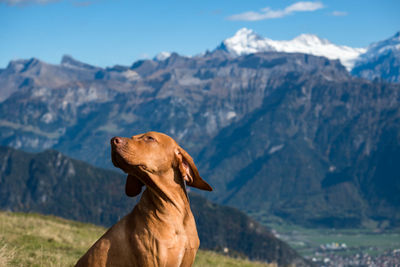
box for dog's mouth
[111,149,129,172]
[111,147,147,175]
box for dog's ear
[175,147,212,191]
[125,174,144,197]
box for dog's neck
[131,169,199,249]
[136,169,193,221]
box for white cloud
[332,11,348,16]
[0,0,59,5]
[227,1,324,21]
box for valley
[266,220,400,266]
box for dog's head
[111,131,212,197]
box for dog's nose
[111,137,125,146]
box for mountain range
[0,29,399,230]
[156,27,400,80]
[214,28,366,71]
[0,146,308,266]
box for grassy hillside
[0,211,273,267]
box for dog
[75,131,212,267]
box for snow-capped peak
[219,28,366,70]
[355,31,400,63]
[222,27,274,56]
[154,51,172,61]
[229,28,265,43]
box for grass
[0,211,272,267]
[195,251,274,267]
[0,244,16,267]
[0,212,104,267]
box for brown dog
[75,131,212,267]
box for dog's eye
[144,136,156,142]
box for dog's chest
[130,228,197,267]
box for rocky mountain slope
[197,70,400,228]
[0,146,308,265]
[0,51,347,168]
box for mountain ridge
[215,28,366,70]
[145,28,400,81]
[2,28,398,81]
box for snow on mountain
[154,51,172,61]
[219,28,366,70]
[355,31,400,63]
[351,31,400,83]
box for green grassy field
[0,211,272,267]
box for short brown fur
[75,131,212,267]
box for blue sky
[1,0,399,68]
